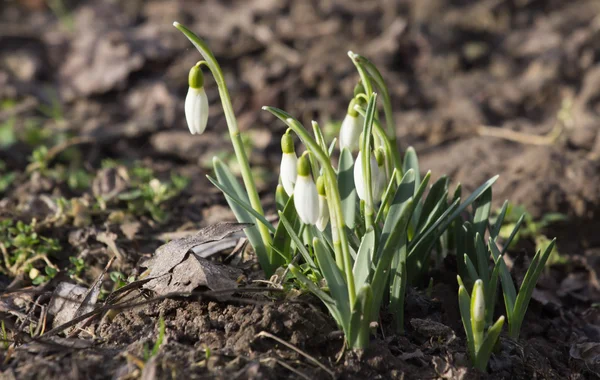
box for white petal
[353,151,380,201]
[294,176,319,225]
[339,114,362,151]
[280,153,298,196]
[316,195,329,231]
[185,87,209,135]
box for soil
[1,0,600,379]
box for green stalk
[173,22,273,258]
[349,52,403,179]
[263,107,356,306]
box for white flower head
[315,176,329,231]
[279,132,297,196]
[293,153,319,225]
[339,99,363,152]
[185,62,209,135]
[353,150,380,202]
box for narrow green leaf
[213,158,270,273]
[416,176,448,230]
[389,233,408,333]
[370,198,414,322]
[338,148,357,229]
[491,200,509,239]
[475,316,505,371]
[207,176,276,234]
[379,169,416,254]
[489,238,516,320]
[313,237,350,321]
[279,212,318,272]
[464,254,479,284]
[289,265,345,329]
[473,187,492,238]
[474,233,490,285]
[275,184,289,212]
[510,239,556,339]
[500,214,525,255]
[458,284,475,361]
[271,195,298,267]
[353,228,376,290]
[348,285,373,349]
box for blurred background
[1,0,600,246]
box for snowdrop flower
[185,62,209,135]
[294,153,319,225]
[354,149,380,202]
[339,99,363,152]
[315,176,329,231]
[279,132,297,196]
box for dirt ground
[1,0,600,379]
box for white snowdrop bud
[472,279,485,323]
[353,150,380,202]
[339,99,363,152]
[315,176,329,231]
[279,133,298,196]
[185,62,209,135]
[294,153,319,225]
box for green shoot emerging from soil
[173,22,557,356]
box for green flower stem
[349,52,403,180]
[361,93,377,231]
[263,107,356,307]
[354,106,402,184]
[173,22,273,257]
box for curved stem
[173,22,273,256]
[263,106,356,306]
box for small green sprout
[457,277,505,371]
[0,219,60,280]
[143,315,166,361]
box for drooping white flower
[315,176,329,231]
[294,153,319,225]
[353,150,380,202]
[185,62,209,135]
[279,133,297,196]
[339,99,363,152]
[472,279,485,323]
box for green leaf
[348,284,373,349]
[207,176,276,234]
[489,238,516,321]
[313,237,350,326]
[473,187,492,238]
[442,176,499,234]
[491,200,509,239]
[403,147,422,228]
[271,195,298,267]
[353,228,376,290]
[289,265,345,328]
[509,238,556,339]
[500,214,525,255]
[389,233,408,333]
[475,316,505,371]
[278,213,318,274]
[379,169,415,255]
[370,198,414,322]
[464,254,479,284]
[416,176,448,231]
[338,148,357,229]
[213,157,270,274]
[474,233,490,286]
[375,168,400,224]
[458,283,475,361]
[275,184,289,212]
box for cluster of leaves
[0,219,60,283]
[115,165,189,223]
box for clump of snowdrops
[173,22,556,368]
